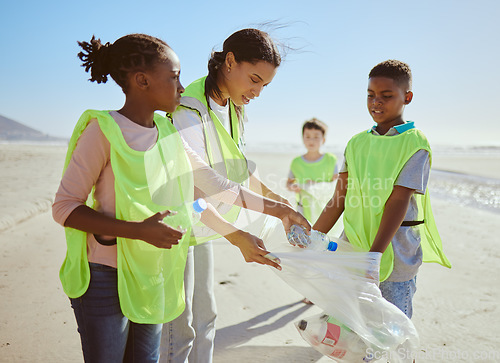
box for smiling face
[367,76,413,133]
[302,128,325,153]
[218,54,278,106]
[146,47,184,113]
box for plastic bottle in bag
[296,314,373,362]
[287,225,338,251]
[163,198,207,231]
[308,230,338,252]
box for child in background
[287,118,338,305]
[287,118,338,223]
[313,60,451,318]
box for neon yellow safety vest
[290,152,338,222]
[344,128,451,282]
[173,76,249,245]
[59,110,194,324]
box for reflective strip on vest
[175,77,250,245]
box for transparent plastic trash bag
[259,217,419,363]
[299,181,343,236]
[296,313,373,362]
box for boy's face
[303,128,325,152]
[367,76,413,132]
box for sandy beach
[1,144,499,362]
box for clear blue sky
[1,0,499,149]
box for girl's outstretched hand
[227,230,282,271]
[138,210,184,249]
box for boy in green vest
[313,60,450,318]
[287,118,338,223]
[287,118,338,305]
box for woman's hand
[226,230,282,270]
[276,204,311,234]
[137,211,184,249]
[233,187,310,234]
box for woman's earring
[227,68,230,73]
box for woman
[161,28,295,363]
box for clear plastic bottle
[295,313,373,362]
[308,230,338,252]
[287,224,310,247]
[287,225,338,251]
[164,198,207,231]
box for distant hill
[0,114,67,142]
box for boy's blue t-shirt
[340,122,430,282]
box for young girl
[53,33,309,362]
[162,28,293,363]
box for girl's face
[147,48,184,113]
[220,55,278,106]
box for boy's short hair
[369,60,412,91]
[302,118,328,136]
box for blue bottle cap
[192,198,207,213]
[327,241,338,251]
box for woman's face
[220,55,278,106]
